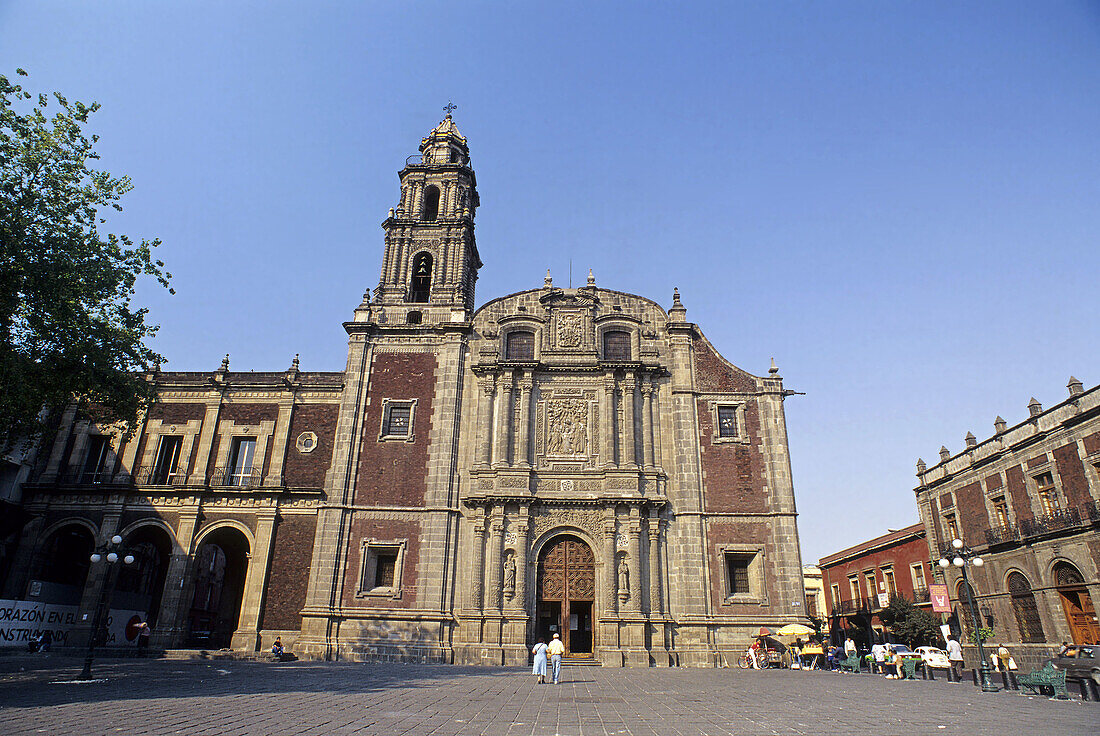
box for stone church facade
[5,116,806,666]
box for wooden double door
[1056,564,1100,645]
[536,536,594,655]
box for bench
[838,653,861,673]
[1016,662,1068,699]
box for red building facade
[819,523,934,648]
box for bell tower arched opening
[536,535,595,655]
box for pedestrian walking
[136,621,151,656]
[547,632,565,684]
[532,637,548,684]
[844,637,856,658]
[872,642,886,675]
[946,635,964,680]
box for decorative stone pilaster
[651,382,663,469]
[510,512,529,611]
[648,512,663,615]
[487,511,505,613]
[40,405,78,482]
[189,401,222,485]
[476,377,495,467]
[640,380,655,469]
[625,510,643,613]
[601,376,616,467]
[470,512,487,612]
[602,513,619,616]
[515,377,534,468]
[493,372,513,467]
[232,509,277,650]
[620,374,637,468]
[263,401,294,487]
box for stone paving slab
[0,655,1094,736]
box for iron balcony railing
[1019,507,1082,537]
[1083,500,1100,523]
[984,523,1021,546]
[132,467,189,486]
[912,587,932,604]
[61,469,118,485]
[830,596,879,616]
[209,467,262,489]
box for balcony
[60,469,124,486]
[132,467,189,487]
[209,467,262,489]
[984,523,1020,546]
[830,597,878,616]
[912,587,932,604]
[1019,507,1082,537]
[980,501,1099,550]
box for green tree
[0,69,171,443]
[879,595,941,648]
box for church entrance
[536,536,594,655]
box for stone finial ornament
[1068,376,1084,396]
[994,416,1007,434]
[219,354,230,372]
[1028,397,1042,417]
[544,269,552,288]
[939,446,951,462]
[769,358,779,375]
[965,432,977,448]
[669,287,688,321]
[916,458,927,474]
[587,268,595,287]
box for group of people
[531,632,566,684]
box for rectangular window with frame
[831,583,841,607]
[725,553,751,595]
[991,495,1010,527]
[864,572,877,604]
[911,563,926,592]
[805,593,817,617]
[82,436,111,483]
[1035,471,1059,515]
[716,405,738,438]
[151,435,183,485]
[883,567,896,596]
[357,540,406,598]
[944,512,960,542]
[380,400,417,441]
[227,437,256,487]
[848,576,860,602]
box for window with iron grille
[1008,572,1046,643]
[717,406,738,438]
[726,554,750,595]
[506,330,535,360]
[602,330,631,360]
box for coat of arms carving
[556,313,584,348]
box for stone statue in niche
[557,313,583,348]
[546,399,589,457]
[618,556,630,600]
[503,552,516,599]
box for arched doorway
[536,535,595,655]
[1008,572,1046,643]
[1053,562,1100,645]
[32,524,94,605]
[187,526,250,649]
[115,526,173,628]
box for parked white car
[916,646,951,669]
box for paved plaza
[0,655,1095,736]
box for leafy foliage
[879,594,941,648]
[0,69,171,443]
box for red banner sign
[929,583,952,613]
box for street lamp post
[78,534,135,681]
[938,538,998,692]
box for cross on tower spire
[443,101,457,118]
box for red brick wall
[697,398,767,513]
[341,518,421,608]
[284,404,339,489]
[355,353,436,506]
[1083,432,1100,457]
[1026,454,1048,470]
[693,338,757,393]
[260,514,317,630]
[819,533,932,609]
[955,480,986,542]
[706,522,773,614]
[984,473,1003,492]
[1005,465,1032,522]
[1053,442,1091,507]
[149,403,208,422]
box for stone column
[620,374,637,468]
[601,376,616,467]
[651,382,663,469]
[476,376,495,467]
[232,509,277,650]
[189,401,222,485]
[493,372,514,468]
[263,401,294,487]
[469,512,487,612]
[487,509,505,613]
[511,513,530,611]
[648,511,663,615]
[602,512,618,616]
[514,377,534,468]
[625,509,643,613]
[640,379,655,469]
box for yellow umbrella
[776,623,814,637]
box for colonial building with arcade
[3,115,807,666]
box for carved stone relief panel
[529,505,602,541]
[555,310,586,349]
[535,387,599,468]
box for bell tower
[371,108,482,325]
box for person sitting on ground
[272,637,285,657]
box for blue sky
[3,2,1098,564]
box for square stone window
[357,540,406,599]
[720,547,764,604]
[379,399,418,442]
[710,402,748,444]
